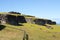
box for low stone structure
[34,19,56,25]
[0,12,27,25]
[34,19,46,25]
[0,12,56,26]
[46,20,56,25]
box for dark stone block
[46,20,52,24]
[46,20,56,25]
[17,16,27,23]
[51,21,56,25]
[34,19,46,25]
[6,15,26,26]
[6,15,17,25]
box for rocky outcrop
[34,19,56,25]
[34,19,46,25]
[0,12,56,26]
[6,15,27,25]
[46,20,56,25]
[0,12,26,25]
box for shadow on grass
[0,25,6,31]
[9,23,23,26]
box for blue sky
[0,0,60,24]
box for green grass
[0,23,60,40]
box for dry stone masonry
[0,12,56,26]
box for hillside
[0,12,60,40]
[0,23,60,40]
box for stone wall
[0,14,27,25]
[0,12,56,26]
[0,14,7,25]
[6,15,27,25]
[25,17,35,24]
[17,16,27,23]
[46,20,56,25]
[34,19,46,25]
[34,19,56,25]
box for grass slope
[0,23,60,40]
